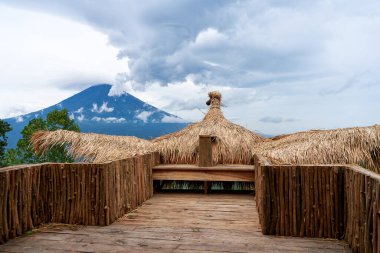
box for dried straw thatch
[31,91,380,173]
[152,91,265,164]
[32,130,154,163]
[253,125,380,173]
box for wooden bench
[152,164,255,193]
[153,164,255,182]
[153,135,255,193]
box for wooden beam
[154,164,254,172]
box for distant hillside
[4,84,189,148]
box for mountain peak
[69,83,112,99]
[86,83,112,89]
[4,84,188,148]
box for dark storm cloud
[3,0,380,130]
[2,0,334,90]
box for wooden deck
[0,194,351,253]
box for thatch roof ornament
[206,91,221,109]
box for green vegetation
[3,109,80,167]
[0,119,12,167]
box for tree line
[0,109,80,168]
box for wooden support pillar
[204,181,209,194]
[199,135,213,193]
[199,135,213,167]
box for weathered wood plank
[0,194,350,253]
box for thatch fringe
[254,125,380,173]
[31,130,154,163]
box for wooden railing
[255,155,380,253]
[0,152,160,244]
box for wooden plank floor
[0,194,351,253]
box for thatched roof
[253,125,380,173]
[152,91,265,164]
[31,91,380,173]
[32,130,154,163]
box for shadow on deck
[0,193,350,253]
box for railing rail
[0,152,160,244]
[254,154,379,253]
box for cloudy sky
[0,0,379,135]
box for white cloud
[136,111,153,123]
[259,116,298,124]
[3,106,28,118]
[75,107,84,113]
[15,116,23,123]
[119,77,254,122]
[193,28,228,48]
[77,114,85,122]
[91,102,114,113]
[161,115,188,123]
[91,116,126,123]
[0,3,128,118]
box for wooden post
[204,181,209,194]
[199,135,213,167]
